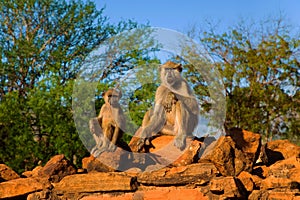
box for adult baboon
[90,89,126,155]
[137,61,199,151]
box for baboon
[137,61,199,151]
[89,89,126,156]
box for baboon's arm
[141,103,166,138]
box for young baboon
[137,61,199,151]
[90,89,126,155]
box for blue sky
[95,0,300,32]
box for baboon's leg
[174,101,186,150]
[111,126,119,145]
[137,104,166,151]
[108,126,119,151]
[93,134,103,147]
[106,125,114,140]
[102,125,112,149]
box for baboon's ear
[102,91,106,97]
[158,65,163,73]
[117,90,122,99]
[176,63,183,72]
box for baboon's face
[162,67,181,86]
[104,90,121,106]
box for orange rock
[124,167,142,176]
[134,188,208,200]
[249,190,300,200]
[228,128,261,155]
[248,190,263,200]
[200,136,245,176]
[129,134,202,170]
[22,166,43,178]
[129,128,178,153]
[82,155,96,170]
[129,128,177,153]
[237,171,255,193]
[138,162,218,186]
[263,140,300,165]
[209,176,244,198]
[149,135,175,152]
[250,174,263,189]
[252,165,270,178]
[144,164,166,172]
[289,167,300,183]
[81,188,208,200]
[267,191,300,200]
[261,176,296,190]
[0,177,51,199]
[171,139,202,167]
[252,155,300,192]
[81,193,134,200]
[150,136,201,167]
[268,155,300,170]
[267,156,300,183]
[0,164,20,181]
[53,172,137,193]
[27,189,57,200]
[200,129,261,176]
[85,148,133,172]
[38,154,77,182]
[129,129,202,168]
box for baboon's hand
[91,146,104,157]
[108,142,117,152]
[137,138,154,152]
[137,138,146,152]
[174,134,186,150]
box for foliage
[197,17,300,141]
[0,0,140,173]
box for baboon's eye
[108,95,112,97]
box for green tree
[0,0,140,172]
[197,17,300,142]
